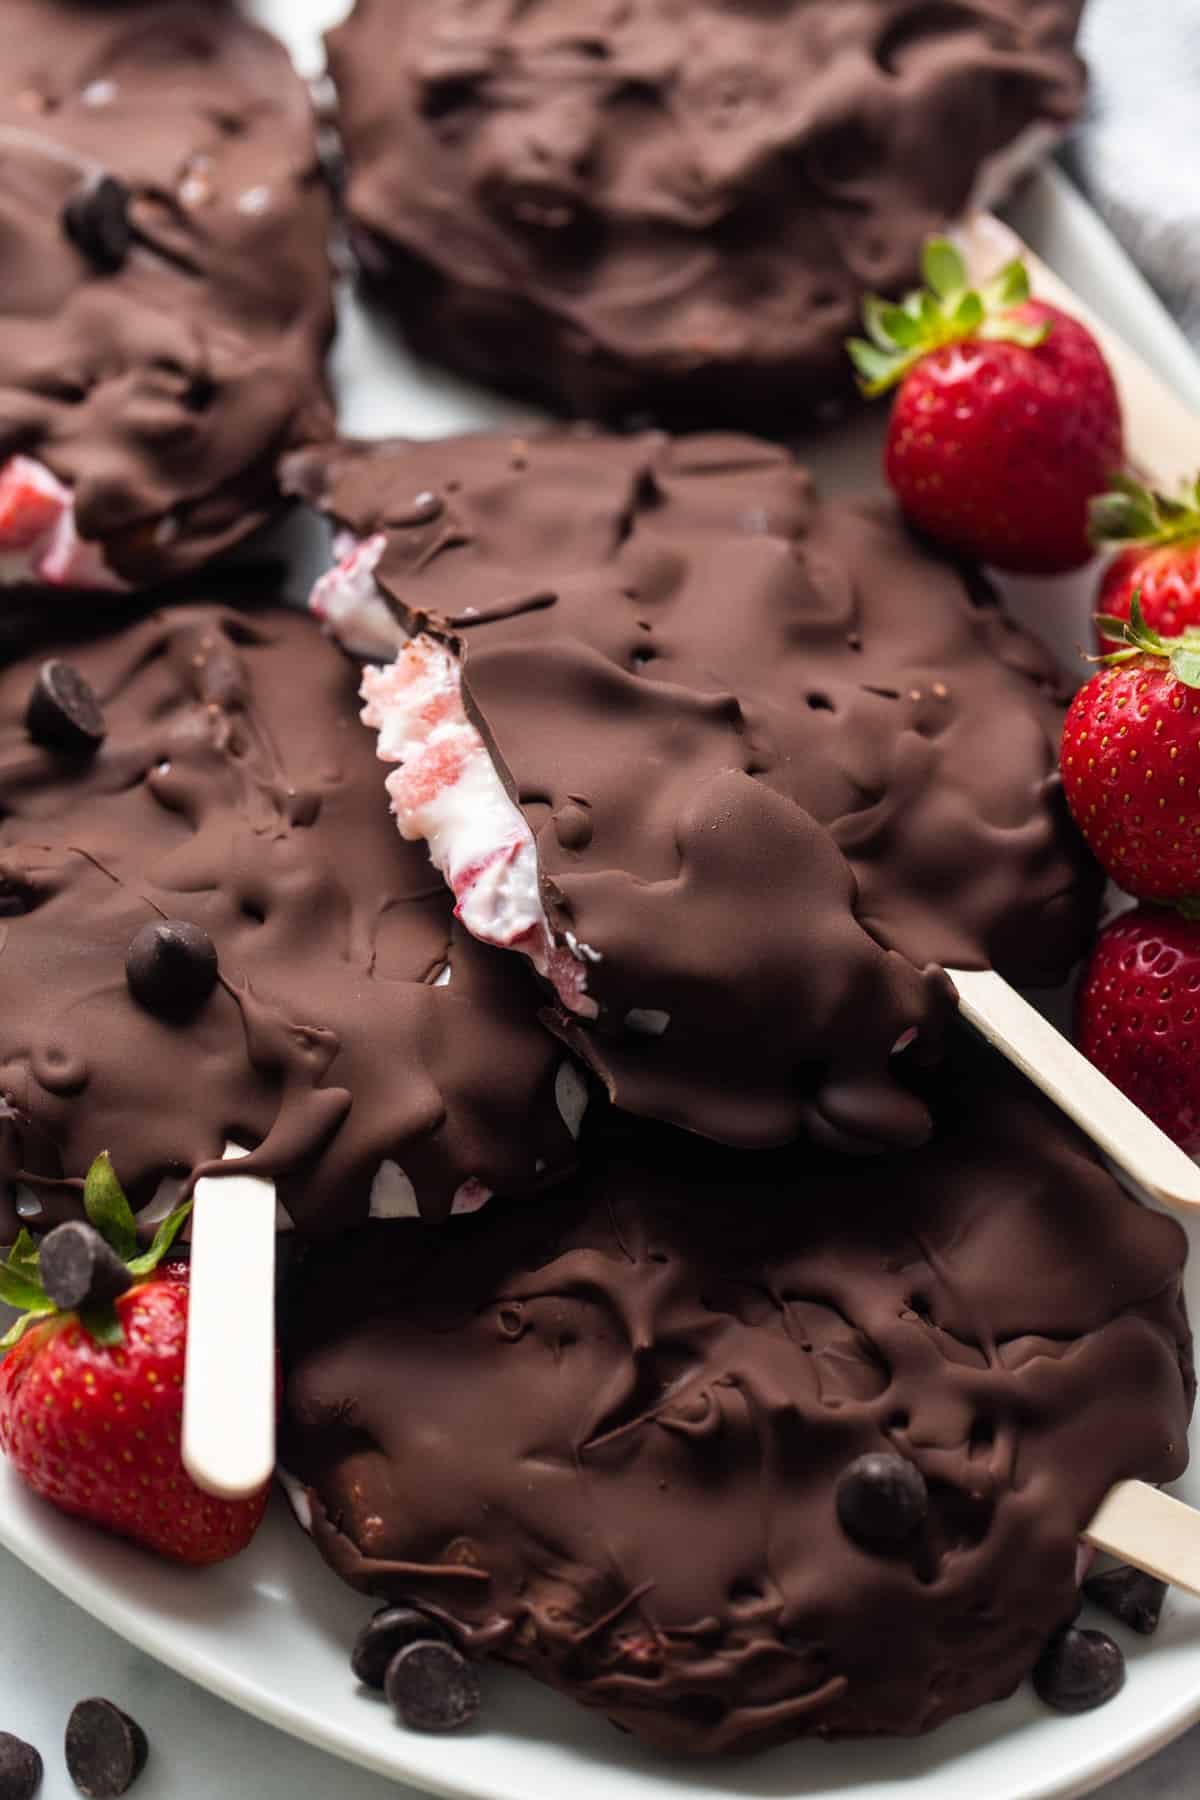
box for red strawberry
[1091,474,1200,653]
[0,1153,270,1566]
[1077,905,1200,1152]
[848,239,1123,574]
[1061,598,1200,902]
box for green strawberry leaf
[83,1152,137,1262]
[879,303,924,348]
[125,1198,193,1280]
[1168,644,1200,690]
[1175,897,1200,923]
[0,1312,48,1351]
[1090,470,1200,548]
[0,1261,52,1313]
[982,258,1031,310]
[1089,489,1159,544]
[951,290,984,334]
[78,1304,124,1348]
[6,1229,40,1286]
[922,237,968,301]
[847,338,902,391]
[976,314,1050,349]
[862,295,898,350]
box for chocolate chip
[352,1606,446,1689]
[384,1639,481,1732]
[0,1731,43,1800]
[1033,1625,1125,1714]
[39,1221,131,1312]
[25,661,106,755]
[125,919,218,1018]
[63,174,132,273]
[65,1700,148,1798]
[835,1452,927,1547]
[553,802,592,851]
[1084,1565,1167,1636]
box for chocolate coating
[328,0,1083,426]
[0,0,334,586]
[0,597,576,1238]
[289,429,1101,1149]
[283,1053,1192,1756]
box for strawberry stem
[1095,591,1200,690]
[0,1153,192,1352]
[1089,472,1200,550]
[847,236,1050,397]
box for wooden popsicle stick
[1086,1481,1200,1597]
[182,1142,277,1501]
[951,969,1200,1213]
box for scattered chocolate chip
[62,174,132,273]
[1033,1625,1125,1714]
[835,1452,928,1547]
[1084,1565,1167,1636]
[125,919,218,1019]
[39,1220,132,1312]
[0,1731,42,1800]
[384,1639,481,1732]
[352,1606,446,1689]
[25,662,106,755]
[64,1700,148,1798]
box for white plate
[4,3,1200,1796]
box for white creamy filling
[308,531,399,658]
[312,536,594,1017]
[0,455,126,591]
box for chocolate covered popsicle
[325,0,1084,429]
[285,428,1101,1151]
[282,1044,1192,1755]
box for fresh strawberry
[1077,905,1200,1152]
[1061,597,1200,902]
[848,238,1123,574]
[1091,474,1200,653]
[0,1154,270,1566]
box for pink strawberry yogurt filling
[311,534,595,1017]
[0,456,126,591]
